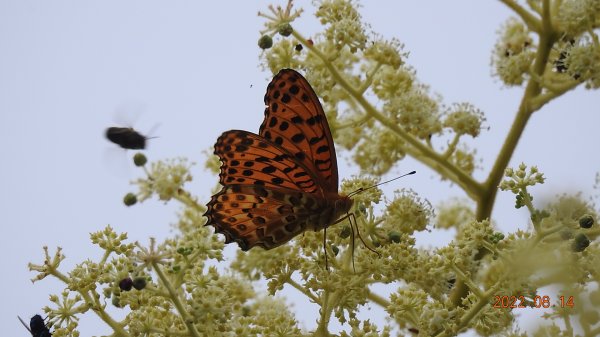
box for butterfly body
[205,69,349,250]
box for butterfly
[204,69,354,252]
[18,314,52,337]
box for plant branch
[477,1,557,221]
[499,0,542,32]
[288,278,319,303]
[153,262,202,337]
[530,79,581,111]
[366,289,390,308]
[452,0,559,310]
[292,31,484,201]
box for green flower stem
[75,284,130,336]
[174,188,204,213]
[450,263,483,299]
[148,327,189,336]
[434,284,501,337]
[84,294,129,337]
[292,31,484,201]
[340,243,353,270]
[99,250,111,265]
[442,134,461,160]
[142,282,170,298]
[478,0,557,221]
[455,286,501,334]
[152,261,202,337]
[588,325,600,336]
[336,114,370,129]
[366,289,390,309]
[287,278,319,303]
[541,0,554,33]
[315,290,334,337]
[537,224,565,240]
[530,79,581,111]
[520,187,540,232]
[562,312,574,336]
[480,240,501,257]
[358,62,383,95]
[527,0,543,14]
[583,227,600,239]
[499,0,542,32]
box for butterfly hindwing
[206,184,324,250]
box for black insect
[554,50,568,73]
[18,315,52,337]
[105,127,149,150]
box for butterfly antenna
[347,171,416,198]
[17,316,32,333]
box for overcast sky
[1,1,598,336]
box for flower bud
[278,23,293,37]
[388,231,401,243]
[119,277,133,291]
[133,277,147,290]
[331,245,340,256]
[112,296,121,307]
[258,35,273,49]
[579,214,594,229]
[133,152,147,166]
[339,226,351,239]
[572,233,590,252]
[123,193,138,206]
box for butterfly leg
[323,227,329,272]
[347,213,381,257]
[337,212,381,258]
[325,212,381,271]
[350,220,356,272]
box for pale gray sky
[1,1,598,336]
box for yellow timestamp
[493,295,574,309]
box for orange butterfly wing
[205,69,351,250]
[259,69,339,194]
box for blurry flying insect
[105,101,159,150]
[18,315,52,337]
[105,127,152,150]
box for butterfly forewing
[260,69,339,193]
[205,69,352,251]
